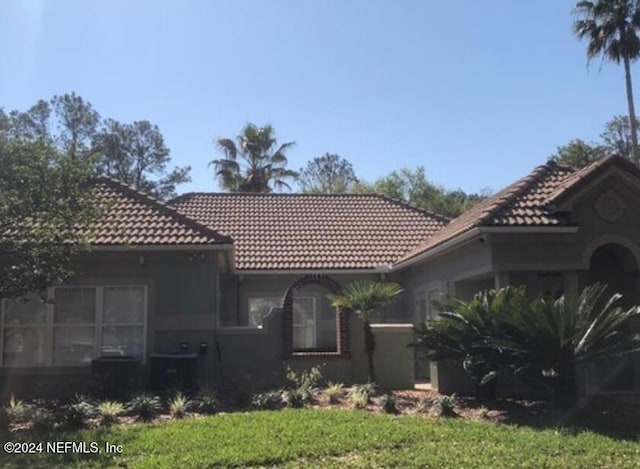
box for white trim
[478,227,579,234]
[492,263,583,271]
[235,268,382,275]
[90,244,232,252]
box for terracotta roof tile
[171,193,448,270]
[84,178,232,246]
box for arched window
[281,275,350,359]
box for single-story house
[1,155,639,397]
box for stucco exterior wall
[0,250,221,398]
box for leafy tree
[574,0,640,164]
[354,167,489,218]
[211,123,299,192]
[298,153,359,194]
[415,285,640,406]
[0,94,190,199]
[93,119,190,199]
[548,139,608,168]
[0,138,101,299]
[601,114,640,159]
[328,281,403,383]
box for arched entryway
[588,243,639,308]
[586,242,639,392]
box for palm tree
[574,0,640,165]
[328,281,403,383]
[210,123,299,192]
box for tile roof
[86,177,232,246]
[170,193,448,270]
[396,160,579,264]
[396,156,640,264]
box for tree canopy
[298,153,359,194]
[353,167,489,219]
[0,93,190,199]
[549,115,640,168]
[0,137,101,299]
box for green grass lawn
[1,409,638,468]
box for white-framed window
[247,296,316,349]
[415,283,443,324]
[0,285,147,367]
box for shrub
[380,393,398,414]
[432,394,457,417]
[325,382,344,404]
[352,383,377,401]
[414,284,640,406]
[4,395,33,425]
[348,389,369,409]
[168,392,191,419]
[61,395,96,430]
[251,391,283,410]
[127,394,162,422]
[281,388,311,408]
[97,401,125,427]
[414,398,432,413]
[194,390,221,415]
[285,365,324,390]
[30,407,57,433]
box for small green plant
[325,382,344,404]
[352,382,377,402]
[127,394,162,422]
[285,364,324,389]
[414,398,432,413]
[348,389,369,409]
[97,401,125,427]
[4,395,33,424]
[251,390,283,410]
[194,390,221,415]
[432,394,457,417]
[168,392,191,419]
[380,393,398,414]
[282,388,312,408]
[62,395,96,430]
[30,407,57,433]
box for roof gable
[86,177,232,246]
[170,192,448,270]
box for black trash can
[149,353,199,392]
[91,356,141,399]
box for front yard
[1,408,639,468]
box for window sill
[289,350,349,359]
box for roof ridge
[95,177,233,244]
[170,191,451,222]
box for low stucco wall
[217,309,415,390]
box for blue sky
[0,1,633,194]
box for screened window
[0,285,146,367]
[247,296,316,348]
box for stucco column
[494,272,510,289]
